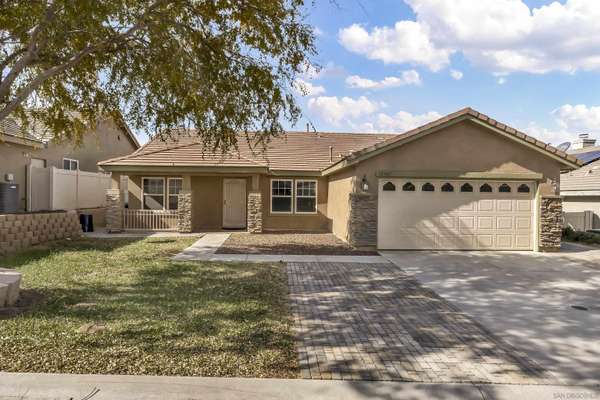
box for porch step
[0,268,22,307]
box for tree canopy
[0,0,316,149]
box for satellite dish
[557,141,571,152]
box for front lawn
[0,237,298,377]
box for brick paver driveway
[287,262,551,384]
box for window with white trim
[167,178,183,210]
[271,179,293,213]
[295,180,317,213]
[142,177,165,210]
[62,158,79,170]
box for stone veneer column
[539,196,563,252]
[105,189,123,233]
[177,190,193,233]
[347,192,377,247]
[247,191,262,233]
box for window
[167,178,183,210]
[271,179,293,213]
[517,184,530,193]
[142,177,165,210]
[295,180,317,213]
[422,182,435,192]
[441,183,454,192]
[63,158,79,170]
[383,182,396,191]
[461,183,473,192]
[402,182,415,191]
[499,183,511,193]
[480,183,492,193]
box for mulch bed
[216,232,379,255]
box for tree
[0,0,316,149]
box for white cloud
[497,77,506,85]
[553,104,600,133]
[346,70,421,89]
[338,22,452,71]
[293,78,326,97]
[375,110,442,132]
[450,69,463,80]
[340,0,600,74]
[307,95,385,125]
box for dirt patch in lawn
[216,232,378,255]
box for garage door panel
[378,179,534,250]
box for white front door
[378,179,535,250]
[223,178,247,229]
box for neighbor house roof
[561,158,600,194]
[0,118,45,148]
[99,107,583,174]
[98,131,396,172]
[569,145,600,165]
[322,107,582,175]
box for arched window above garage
[460,183,473,192]
[402,182,415,191]
[422,182,435,192]
[383,181,396,191]
[441,183,454,192]
[499,183,511,193]
[517,184,530,193]
[480,183,493,193]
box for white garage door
[378,179,535,250]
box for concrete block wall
[0,211,82,256]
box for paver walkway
[287,262,552,384]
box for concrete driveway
[381,243,600,386]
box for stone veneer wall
[105,189,122,232]
[247,192,262,233]
[0,211,81,256]
[177,190,193,233]
[347,192,377,247]
[539,196,563,252]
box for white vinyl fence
[563,211,594,232]
[28,166,111,212]
[123,209,179,231]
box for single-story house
[561,134,600,229]
[98,107,582,252]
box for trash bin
[79,214,94,232]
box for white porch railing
[123,209,179,231]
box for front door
[223,178,247,229]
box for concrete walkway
[1,372,599,400]
[172,233,388,263]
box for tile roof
[99,107,583,173]
[99,131,396,171]
[561,159,600,192]
[323,107,582,173]
[0,118,43,144]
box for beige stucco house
[561,134,600,229]
[0,116,139,212]
[99,108,582,252]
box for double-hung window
[271,179,293,213]
[62,158,79,170]
[142,177,165,210]
[295,180,317,213]
[167,178,183,210]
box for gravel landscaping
[0,237,298,378]
[216,233,378,255]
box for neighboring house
[99,107,581,252]
[561,134,600,229]
[0,116,140,212]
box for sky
[288,0,600,146]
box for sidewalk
[171,233,388,263]
[1,372,599,400]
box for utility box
[0,183,19,213]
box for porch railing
[123,209,179,231]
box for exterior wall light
[361,175,369,192]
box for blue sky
[289,0,600,146]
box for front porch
[105,173,263,234]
